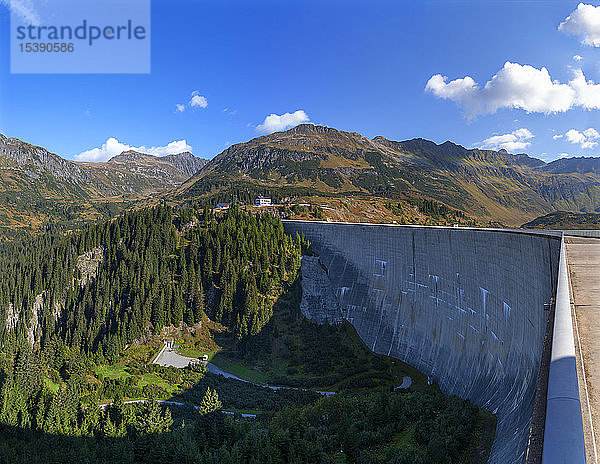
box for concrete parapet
[541,237,585,463]
[562,230,600,239]
[542,234,586,464]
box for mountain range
[176,124,600,226]
[0,134,206,238]
[2,124,600,237]
[76,150,206,194]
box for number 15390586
[19,43,74,53]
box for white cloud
[553,134,564,140]
[558,152,570,158]
[559,3,600,47]
[480,128,534,152]
[512,128,534,140]
[427,62,600,116]
[141,140,193,157]
[173,91,208,113]
[568,69,600,109]
[256,110,310,134]
[425,74,478,108]
[573,54,583,61]
[189,91,208,108]
[426,62,575,116]
[564,128,600,148]
[75,137,193,162]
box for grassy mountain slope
[522,211,600,229]
[4,125,600,234]
[176,124,600,226]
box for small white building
[255,196,272,206]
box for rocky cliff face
[81,150,207,192]
[77,150,205,193]
[299,256,343,324]
[0,135,207,198]
[162,152,206,177]
[0,134,96,184]
[205,124,377,173]
[540,156,600,174]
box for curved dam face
[283,221,561,464]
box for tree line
[0,386,481,464]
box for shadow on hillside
[166,368,322,413]
[0,282,496,464]
[90,280,323,416]
[97,276,431,418]
[136,280,324,412]
[162,275,430,412]
[0,411,231,464]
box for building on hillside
[255,196,272,206]
[215,203,230,209]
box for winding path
[118,344,411,416]
[99,398,258,418]
[394,376,412,390]
[206,362,411,394]
[206,362,336,396]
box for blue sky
[1,0,600,162]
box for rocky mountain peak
[108,150,155,164]
[287,123,345,136]
[162,151,207,177]
[541,155,600,174]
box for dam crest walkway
[566,236,600,464]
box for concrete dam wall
[283,221,562,464]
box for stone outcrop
[299,256,343,324]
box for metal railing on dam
[282,220,586,464]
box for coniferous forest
[0,205,302,359]
[0,205,493,463]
